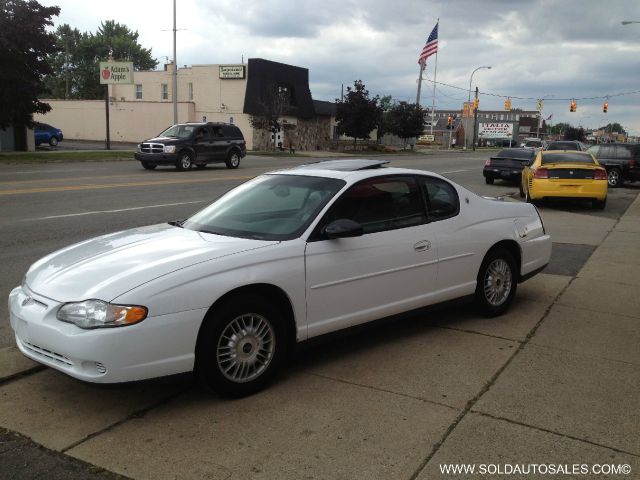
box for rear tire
[474,248,517,317]
[607,168,622,188]
[485,177,494,185]
[195,294,286,397]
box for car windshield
[158,124,197,138]
[495,149,533,160]
[546,142,580,151]
[183,174,346,240]
[541,153,595,165]
[525,140,542,147]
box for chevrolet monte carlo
[9,160,551,397]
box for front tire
[176,151,193,171]
[607,168,622,188]
[225,150,241,169]
[485,177,494,185]
[196,295,285,397]
[474,248,517,317]
[49,136,58,147]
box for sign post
[99,60,134,150]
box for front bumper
[134,152,179,164]
[9,285,205,383]
[529,179,607,201]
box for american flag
[418,23,438,65]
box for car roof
[268,159,450,182]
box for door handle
[414,240,431,252]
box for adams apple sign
[99,61,134,84]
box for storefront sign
[478,123,514,139]
[219,65,245,79]
[99,61,134,84]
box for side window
[599,145,615,159]
[211,126,224,138]
[421,177,459,221]
[586,145,599,157]
[223,126,239,137]
[616,146,631,160]
[195,127,210,141]
[322,177,426,235]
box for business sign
[99,61,134,84]
[478,123,514,138]
[419,134,435,142]
[219,65,245,79]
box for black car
[134,122,246,171]
[545,141,586,151]
[483,148,536,185]
[586,143,640,187]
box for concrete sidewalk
[0,197,638,479]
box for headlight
[164,145,176,153]
[57,300,148,329]
[137,143,142,152]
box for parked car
[34,122,63,147]
[545,141,587,151]
[9,160,551,397]
[134,122,246,171]
[520,151,608,209]
[520,138,545,150]
[483,148,536,185]
[586,143,640,188]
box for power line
[423,79,640,101]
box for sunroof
[295,159,390,171]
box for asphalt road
[1,151,638,349]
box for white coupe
[9,160,551,396]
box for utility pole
[472,87,478,151]
[172,0,178,125]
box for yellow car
[520,150,608,209]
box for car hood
[25,224,277,302]
[144,136,181,144]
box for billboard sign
[219,65,246,79]
[99,61,134,84]
[478,123,514,138]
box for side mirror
[322,219,363,239]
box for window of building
[188,82,193,101]
[135,84,143,100]
[161,84,168,101]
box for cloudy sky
[41,0,640,134]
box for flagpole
[416,62,425,106]
[430,19,439,135]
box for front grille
[140,142,164,154]
[23,341,73,367]
[548,169,594,180]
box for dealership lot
[0,152,638,479]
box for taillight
[594,168,607,180]
[484,159,491,166]
[629,159,636,168]
[534,168,548,179]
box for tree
[335,80,381,148]
[249,84,291,137]
[602,122,626,134]
[563,126,586,141]
[0,0,61,129]
[376,95,393,142]
[549,122,571,135]
[44,20,157,99]
[388,101,425,148]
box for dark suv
[586,143,640,187]
[135,122,246,171]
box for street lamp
[466,66,491,149]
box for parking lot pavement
[1,184,638,478]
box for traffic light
[603,101,608,113]
[569,99,577,112]
[474,97,479,110]
[504,98,511,111]
[447,115,452,128]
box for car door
[304,175,438,338]
[193,126,213,162]
[210,125,229,160]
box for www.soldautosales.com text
[439,463,632,476]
